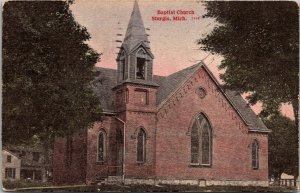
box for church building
[53,1,270,186]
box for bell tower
[114,0,158,113]
[113,1,157,178]
[116,0,155,84]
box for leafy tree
[198,2,299,125]
[262,114,298,179]
[2,1,102,147]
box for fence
[270,179,297,187]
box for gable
[2,149,20,160]
[130,42,154,59]
[156,62,269,133]
[202,65,269,132]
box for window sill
[136,162,146,165]
[189,163,212,168]
[96,161,107,165]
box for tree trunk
[41,134,54,182]
[291,98,298,128]
[42,139,49,182]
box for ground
[2,181,297,192]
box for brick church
[53,1,270,186]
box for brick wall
[118,83,157,178]
[123,111,156,178]
[85,116,118,184]
[115,84,157,113]
[53,65,268,185]
[53,130,87,184]
[155,66,268,181]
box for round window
[196,87,207,99]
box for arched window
[252,140,259,169]
[98,130,107,162]
[191,113,212,166]
[137,128,146,163]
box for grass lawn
[2,181,298,192]
[2,180,53,189]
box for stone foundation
[123,177,269,187]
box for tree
[262,114,298,179]
[2,1,102,146]
[198,2,299,125]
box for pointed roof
[122,1,151,54]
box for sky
[70,0,294,119]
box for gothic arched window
[191,113,212,166]
[252,140,259,169]
[98,130,107,162]
[137,128,146,163]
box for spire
[122,0,150,53]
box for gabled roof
[156,63,201,106]
[201,64,269,132]
[92,67,117,112]
[2,148,20,159]
[92,64,269,132]
[224,90,269,132]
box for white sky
[70,0,222,76]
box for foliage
[262,114,298,179]
[198,1,299,125]
[2,1,102,145]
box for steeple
[122,0,151,54]
[116,0,156,85]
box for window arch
[191,113,212,166]
[252,140,259,169]
[98,130,107,162]
[137,128,146,163]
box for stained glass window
[190,113,212,166]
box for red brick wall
[155,66,268,181]
[53,130,87,184]
[115,84,157,113]
[114,84,158,178]
[85,116,118,184]
[123,111,156,178]
[53,66,268,184]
